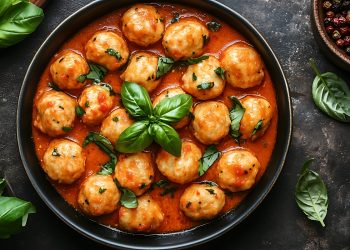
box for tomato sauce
[32,3,277,233]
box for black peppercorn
[323,1,333,10]
[332,30,342,39]
[345,46,350,55]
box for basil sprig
[199,145,221,176]
[0,179,36,239]
[83,132,117,175]
[295,159,328,227]
[114,179,138,208]
[0,1,44,48]
[229,96,245,139]
[310,59,350,123]
[116,82,192,157]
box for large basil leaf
[116,120,153,153]
[229,96,245,138]
[310,60,350,123]
[295,159,328,227]
[150,122,181,157]
[0,1,44,48]
[199,145,221,176]
[154,94,192,124]
[121,82,153,119]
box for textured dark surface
[0,0,349,249]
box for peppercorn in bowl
[312,0,350,71]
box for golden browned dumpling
[78,175,121,216]
[42,139,85,184]
[221,43,264,89]
[152,87,192,129]
[192,101,230,145]
[217,150,260,192]
[120,52,160,92]
[156,141,202,184]
[162,19,209,61]
[119,195,164,232]
[114,152,154,196]
[240,96,273,141]
[50,50,89,90]
[122,4,165,46]
[34,91,76,137]
[100,108,134,145]
[77,85,115,126]
[85,31,129,71]
[179,183,225,220]
[182,56,225,100]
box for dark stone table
[1,0,349,249]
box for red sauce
[32,4,277,233]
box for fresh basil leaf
[197,82,214,90]
[98,154,117,175]
[154,94,192,123]
[62,126,72,133]
[76,75,86,83]
[85,62,107,83]
[184,55,209,65]
[149,122,182,157]
[152,179,169,189]
[48,82,60,91]
[206,20,222,32]
[310,59,350,123]
[295,159,328,227]
[252,120,263,136]
[105,48,122,61]
[156,57,174,79]
[0,196,36,239]
[199,145,221,176]
[121,81,153,119]
[151,180,177,197]
[116,120,153,153]
[114,179,138,208]
[0,1,44,48]
[229,96,245,139]
[0,179,5,196]
[171,13,180,23]
[214,67,225,80]
[160,185,177,197]
[75,106,85,117]
[192,73,197,81]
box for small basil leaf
[184,55,209,65]
[86,62,107,83]
[0,179,5,196]
[76,75,86,83]
[199,145,221,176]
[252,120,263,136]
[75,106,85,117]
[310,59,350,123]
[206,20,222,32]
[114,179,138,208]
[197,82,214,90]
[105,48,122,61]
[121,82,153,119]
[192,73,197,81]
[98,154,117,175]
[229,96,245,139]
[0,196,36,239]
[48,82,61,91]
[154,94,192,123]
[99,83,116,96]
[295,159,328,227]
[116,120,153,153]
[156,57,174,79]
[0,1,44,48]
[214,67,225,80]
[62,126,72,133]
[150,122,181,157]
[171,13,180,23]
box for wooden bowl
[311,0,350,71]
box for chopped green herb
[76,75,86,83]
[86,62,107,83]
[112,117,119,123]
[84,101,90,108]
[105,48,122,61]
[206,20,222,32]
[186,202,192,208]
[52,148,60,157]
[98,187,107,194]
[62,126,72,133]
[171,13,180,23]
[157,17,164,23]
[214,67,225,80]
[206,188,215,195]
[192,72,197,81]
[252,120,263,136]
[139,183,146,189]
[185,55,209,65]
[152,179,177,197]
[58,106,64,110]
[76,106,85,117]
[100,83,116,96]
[197,82,214,90]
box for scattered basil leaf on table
[156,57,174,79]
[0,1,44,48]
[206,20,222,32]
[214,67,225,80]
[114,179,138,208]
[199,145,221,176]
[252,120,263,136]
[105,48,122,61]
[197,82,214,90]
[0,178,36,239]
[154,94,192,124]
[310,59,350,123]
[150,122,182,157]
[228,96,245,139]
[83,132,117,175]
[295,159,328,227]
